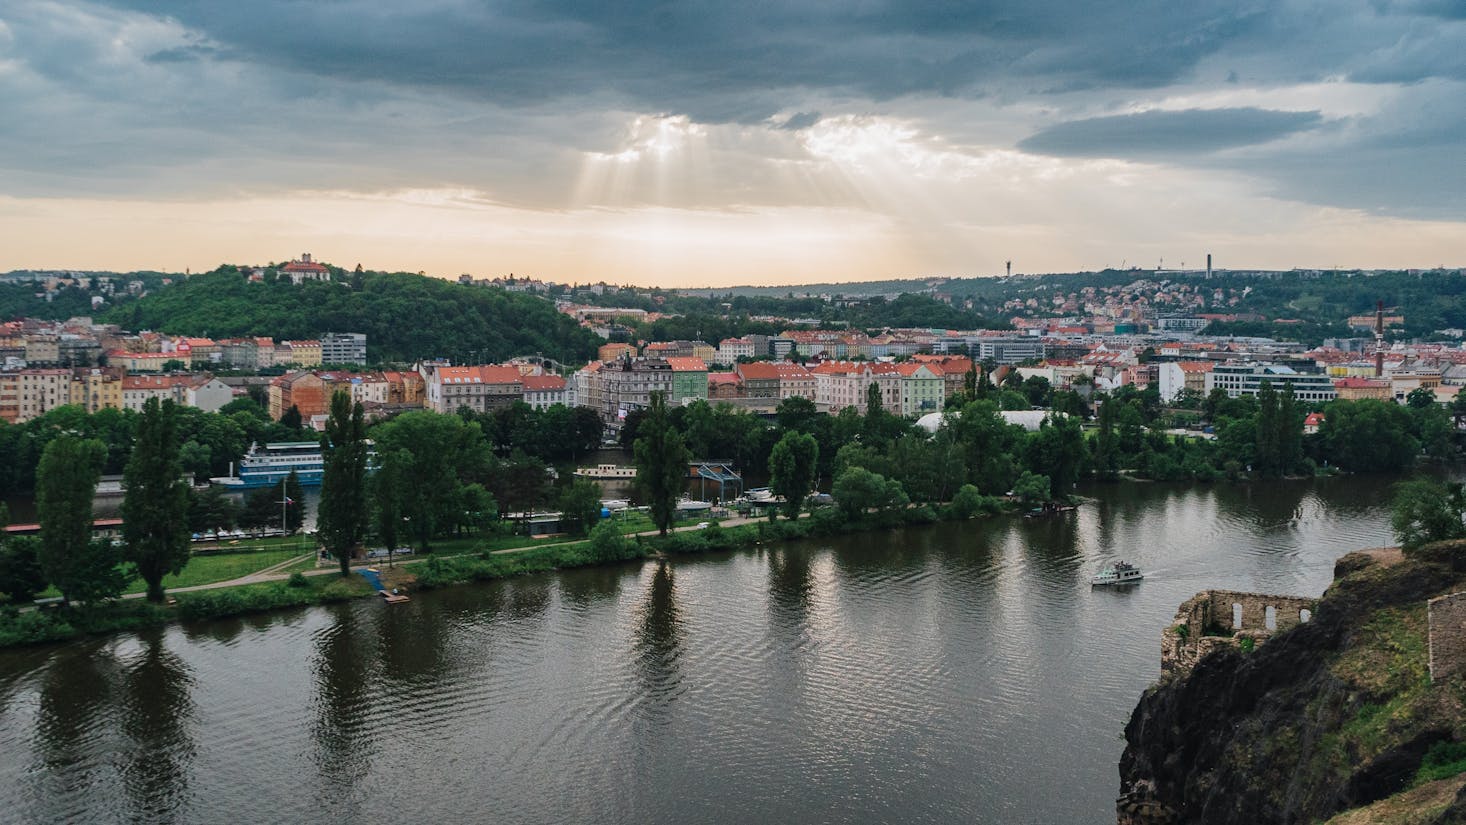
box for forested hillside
[103,267,601,364]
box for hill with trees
[103,266,601,364]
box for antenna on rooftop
[1005,260,1012,277]
[1374,299,1385,377]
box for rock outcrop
[1118,542,1466,824]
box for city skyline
[2,1,1464,285]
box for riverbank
[0,501,976,648]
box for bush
[589,523,642,562]
[287,572,310,588]
[1417,740,1466,784]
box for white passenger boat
[1091,560,1144,586]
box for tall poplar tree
[1277,383,1303,475]
[318,391,369,576]
[122,398,192,602]
[37,436,121,605]
[768,431,819,521]
[633,392,691,536]
[1255,380,1280,476]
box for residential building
[183,375,234,412]
[598,342,636,361]
[708,372,741,399]
[420,364,524,414]
[594,357,674,427]
[280,340,323,367]
[774,362,816,401]
[811,361,902,414]
[896,363,944,416]
[109,350,176,372]
[522,374,569,409]
[269,371,330,421]
[734,362,782,399]
[1333,377,1392,401]
[122,375,185,412]
[666,357,709,405]
[320,332,367,366]
[68,368,123,413]
[10,369,71,422]
[717,338,756,364]
[382,371,426,406]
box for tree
[633,392,691,536]
[121,398,192,602]
[36,436,122,605]
[0,537,46,603]
[371,411,491,551]
[282,470,306,534]
[1406,387,1437,410]
[371,447,407,564]
[768,430,819,520]
[280,404,303,430]
[1319,400,1419,473]
[833,466,907,519]
[1012,470,1051,506]
[1391,478,1466,552]
[559,478,603,537]
[1092,396,1119,480]
[865,382,883,418]
[948,484,997,520]
[1026,414,1086,496]
[1254,380,1281,477]
[318,392,369,576]
[188,485,238,535]
[1277,383,1303,475]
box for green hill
[103,267,601,365]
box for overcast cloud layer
[0,0,1463,282]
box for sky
[1,0,1464,286]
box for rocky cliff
[1118,543,1466,824]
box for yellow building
[282,340,323,367]
[68,368,124,414]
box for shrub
[589,523,642,562]
[287,572,310,588]
[1416,741,1466,784]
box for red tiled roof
[666,357,708,372]
[522,375,566,391]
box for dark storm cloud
[1017,108,1324,158]
[100,0,1273,120]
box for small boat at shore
[1091,560,1143,586]
[574,463,638,479]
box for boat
[210,441,325,488]
[573,463,638,479]
[676,496,713,512]
[1091,561,1144,586]
[599,498,631,511]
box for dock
[358,567,410,604]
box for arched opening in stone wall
[1300,608,1311,623]
[1265,605,1277,631]
[1232,603,1243,630]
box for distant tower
[1374,299,1385,377]
[1206,254,1212,279]
[1006,260,1012,277]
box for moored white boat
[574,463,638,479]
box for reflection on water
[0,475,1424,823]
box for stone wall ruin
[1160,589,1317,677]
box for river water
[0,476,1406,823]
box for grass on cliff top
[1321,773,1466,825]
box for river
[0,475,1409,823]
